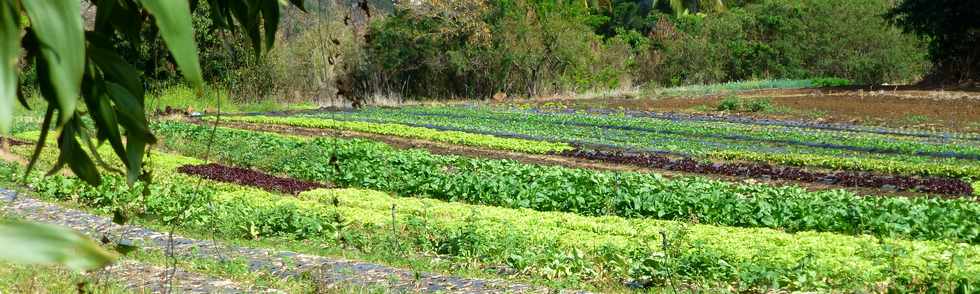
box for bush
[745,98,773,112]
[641,0,929,86]
[887,0,980,84]
[358,0,634,99]
[265,18,363,104]
[717,96,773,112]
[717,96,741,111]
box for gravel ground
[0,188,560,293]
[99,260,271,293]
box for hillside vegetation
[77,0,930,103]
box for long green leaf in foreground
[139,0,203,89]
[21,0,85,124]
[0,0,20,135]
[0,221,116,272]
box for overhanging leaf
[94,0,145,46]
[24,106,55,179]
[21,0,86,124]
[139,0,204,90]
[0,0,20,135]
[80,62,125,165]
[288,0,306,12]
[89,44,145,100]
[55,119,102,186]
[0,221,116,272]
[260,0,280,51]
[106,82,155,185]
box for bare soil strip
[0,189,556,293]
[197,119,953,198]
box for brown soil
[520,88,980,133]
[193,119,945,199]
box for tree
[887,0,980,84]
[0,0,304,271]
[663,0,725,15]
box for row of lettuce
[223,112,980,181]
[311,106,980,162]
[218,115,980,195]
[526,106,980,143]
[1,140,977,291]
[154,122,980,243]
[216,115,572,154]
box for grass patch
[146,84,317,114]
[902,114,931,125]
[648,79,817,97]
[0,262,132,293]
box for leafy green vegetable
[2,151,976,292]
[221,115,573,154]
[154,122,980,243]
[307,106,980,179]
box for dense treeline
[77,0,935,102]
[886,0,980,84]
[353,0,928,99]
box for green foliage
[651,79,816,96]
[1,0,304,272]
[642,0,928,85]
[0,1,20,134]
[708,150,980,180]
[716,96,741,111]
[359,0,633,99]
[145,84,316,113]
[0,262,131,293]
[716,95,775,113]
[3,152,978,291]
[5,0,303,185]
[140,0,203,89]
[887,0,979,83]
[744,97,772,112]
[809,77,853,87]
[154,122,980,243]
[0,221,116,272]
[315,106,980,180]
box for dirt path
[0,188,562,293]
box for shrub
[716,96,773,112]
[745,98,773,112]
[642,0,929,86]
[717,96,741,111]
[358,0,634,99]
[887,0,980,84]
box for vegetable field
[3,102,979,292]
